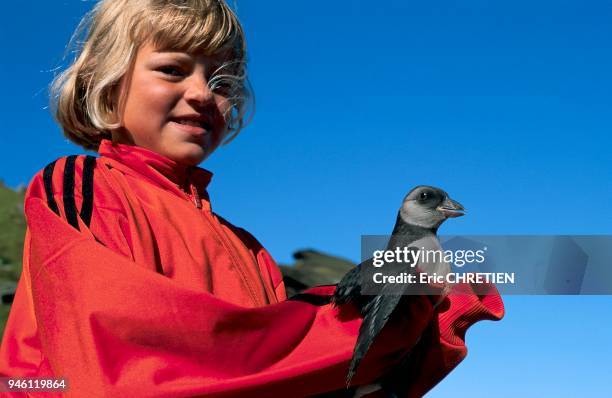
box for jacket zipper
[189,183,202,209]
[184,176,264,307]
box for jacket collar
[97,139,213,200]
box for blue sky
[1,1,611,396]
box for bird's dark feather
[333,266,361,306]
[345,282,404,386]
[336,247,421,386]
[333,258,375,310]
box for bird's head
[399,186,465,230]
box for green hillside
[0,182,26,332]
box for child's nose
[184,75,214,105]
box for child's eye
[211,82,232,96]
[157,66,184,77]
[209,75,239,97]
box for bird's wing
[346,285,403,386]
[333,258,373,306]
[345,247,421,385]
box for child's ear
[112,75,131,127]
[105,85,121,125]
[109,79,134,145]
[112,54,139,126]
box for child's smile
[115,42,231,166]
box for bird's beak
[438,197,466,218]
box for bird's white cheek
[400,203,438,228]
[400,211,426,228]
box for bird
[332,185,465,394]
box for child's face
[116,42,232,165]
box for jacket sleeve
[395,283,504,398]
[0,161,504,398]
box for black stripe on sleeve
[42,160,60,215]
[80,155,96,227]
[63,155,79,231]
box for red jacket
[0,140,504,397]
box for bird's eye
[419,191,429,201]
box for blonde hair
[51,0,253,151]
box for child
[0,1,504,396]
